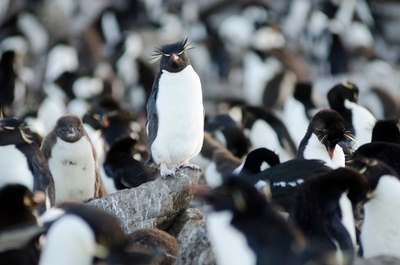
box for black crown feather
[149,38,193,64]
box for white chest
[48,137,96,204]
[303,134,344,168]
[207,211,256,265]
[249,120,293,162]
[39,215,96,265]
[151,66,204,165]
[0,145,34,190]
[344,99,376,149]
[361,177,400,258]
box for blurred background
[1,0,400,135]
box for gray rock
[172,208,215,265]
[87,168,202,234]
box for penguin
[195,176,307,265]
[234,147,281,178]
[240,158,333,212]
[0,117,55,213]
[327,81,377,150]
[0,184,46,265]
[371,118,400,144]
[39,202,157,265]
[83,95,138,149]
[241,105,297,162]
[297,109,353,168]
[351,158,400,259]
[204,113,250,159]
[282,82,318,147]
[289,167,369,265]
[128,227,180,265]
[103,137,154,190]
[40,114,106,205]
[353,141,400,176]
[145,38,204,177]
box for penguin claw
[160,163,176,178]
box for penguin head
[348,156,399,193]
[150,38,192,73]
[327,81,359,108]
[0,184,45,228]
[309,109,352,158]
[371,118,400,144]
[0,117,34,146]
[196,176,268,215]
[54,114,85,143]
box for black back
[371,118,400,144]
[289,167,368,264]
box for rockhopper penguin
[145,38,204,177]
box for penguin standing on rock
[41,114,106,205]
[145,38,204,178]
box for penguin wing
[146,78,159,147]
[40,131,57,161]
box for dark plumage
[371,118,400,144]
[196,177,307,265]
[240,158,332,211]
[293,82,317,120]
[83,96,136,149]
[103,137,154,190]
[0,117,55,214]
[289,167,369,264]
[205,113,250,158]
[353,141,400,176]
[327,81,359,135]
[237,147,281,178]
[297,108,352,168]
[0,50,17,113]
[0,184,45,265]
[150,38,193,65]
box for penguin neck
[39,215,96,265]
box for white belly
[151,65,204,165]
[48,137,96,204]
[0,145,34,190]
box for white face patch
[207,211,257,265]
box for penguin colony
[0,1,400,265]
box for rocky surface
[170,208,215,265]
[87,167,202,234]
